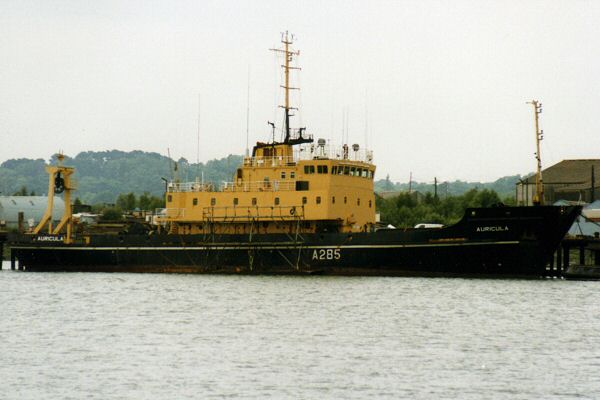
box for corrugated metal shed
[0,196,65,229]
[517,159,600,205]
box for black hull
[9,206,581,278]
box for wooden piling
[563,243,570,268]
[18,212,24,233]
[557,246,563,269]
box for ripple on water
[1,263,600,399]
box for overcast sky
[1,0,599,182]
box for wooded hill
[1,150,523,205]
[374,174,524,200]
[0,150,243,204]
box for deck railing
[203,205,304,221]
[243,156,296,167]
[167,182,215,193]
[221,181,295,192]
[295,144,374,164]
[241,144,374,166]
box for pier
[559,236,600,279]
[0,231,5,263]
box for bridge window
[368,170,374,179]
[296,181,309,191]
[304,165,315,174]
[343,166,350,175]
[317,165,328,174]
[350,167,356,176]
[193,198,198,206]
[332,166,338,174]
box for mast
[245,65,250,157]
[527,100,544,205]
[197,93,201,175]
[270,31,301,143]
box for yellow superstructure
[160,32,376,235]
[162,141,376,234]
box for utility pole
[527,100,544,205]
[592,165,596,203]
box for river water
[1,261,600,399]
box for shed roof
[522,159,600,185]
[0,196,64,210]
[0,196,65,224]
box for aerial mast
[270,31,300,143]
[527,100,544,205]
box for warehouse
[516,159,600,206]
[0,196,65,230]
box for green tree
[378,188,506,228]
[116,192,137,211]
[138,192,152,211]
[13,186,28,196]
[99,207,123,221]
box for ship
[8,33,581,277]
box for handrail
[203,205,304,221]
[241,145,374,166]
[167,182,215,193]
[167,180,295,193]
[221,181,295,192]
[243,156,296,167]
